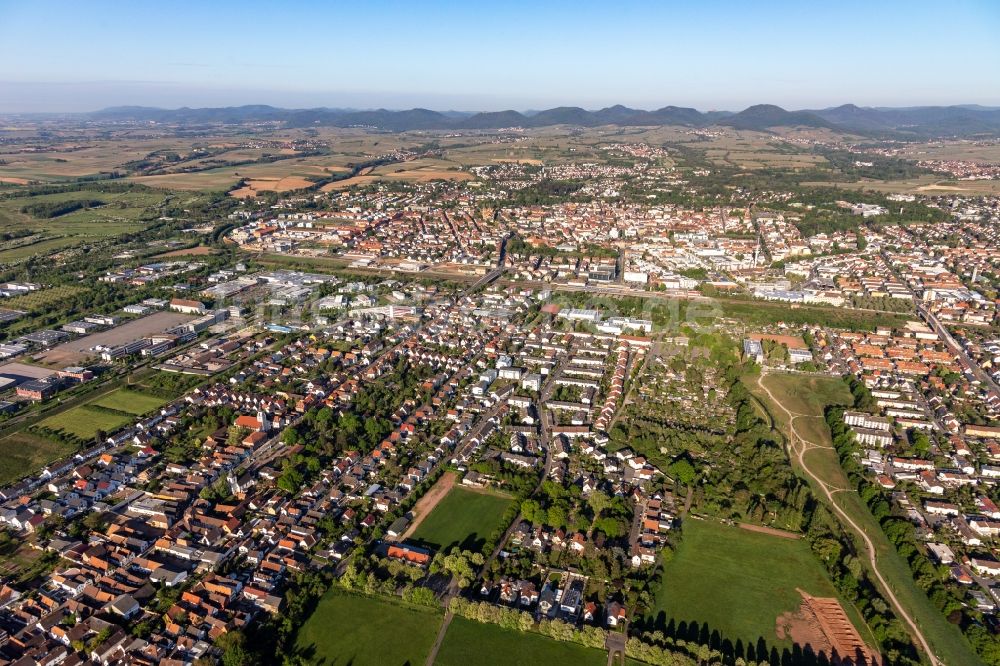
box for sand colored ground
[776,590,881,665]
[154,246,218,257]
[229,176,315,197]
[750,333,809,349]
[36,311,196,368]
[397,471,457,541]
[0,177,31,185]
[738,522,801,539]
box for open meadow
[0,431,76,486]
[436,616,610,666]
[294,588,442,666]
[646,518,868,650]
[36,386,167,440]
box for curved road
[756,373,941,666]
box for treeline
[827,403,1000,664]
[449,597,708,666]
[20,198,105,218]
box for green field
[750,372,982,666]
[37,387,167,440]
[0,187,171,264]
[410,486,513,552]
[295,589,442,666]
[90,387,168,415]
[436,617,609,666]
[3,285,88,311]
[0,431,76,486]
[648,519,864,649]
[38,406,131,440]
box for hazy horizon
[0,79,999,116]
[1,0,998,114]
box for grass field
[37,406,132,440]
[37,387,167,439]
[647,519,866,649]
[436,617,609,666]
[0,431,76,486]
[750,372,982,666]
[90,387,168,414]
[294,589,442,666]
[409,486,513,552]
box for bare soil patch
[776,590,880,665]
[738,522,801,539]
[36,311,196,367]
[397,471,456,541]
[155,245,218,258]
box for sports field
[436,617,609,666]
[409,486,513,553]
[294,589,442,666]
[647,518,864,648]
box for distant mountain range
[85,103,1000,138]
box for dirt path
[738,522,801,539]
[399,471,456,541]
[425,611,453,666]
[756,373,940,666]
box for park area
[407,479,513,553]
[647,518,869,652]
[294,588,442,666]
[37,386,167,440]
[749,372,980,665]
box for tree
[669,458,697,485]
[587,490,611,518]
[277,467,304,494]
[217,630,256,666]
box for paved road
[755,372,941,666]
[919,304,1000,395]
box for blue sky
[1,0,998,112]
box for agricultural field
[0,187,173,263]
[294,589,442,666]
[436,616,609,666]
[647,518,869,650]
[409,485,513,553]
[370,157,473,182]
[0,431,76,486]
[800,175,1000,196]
[37,406,131,440]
